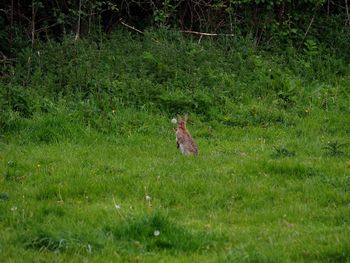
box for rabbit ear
[177,114,182,122]
[184,113,188,122]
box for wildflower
[115,204,121,209]
[154,230,160,236]
[11,206,17,211]
[145,195,152,201]
[171,118,177,124]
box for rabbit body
[176,114,198,155]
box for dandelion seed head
[145,195,152,201]
[171,118,177,124]
[154,230,160,236]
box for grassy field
[1,109,349,262]
[0,30,350,261]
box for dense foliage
[0,29,349,143]
[0,0,349,137]
[1,0,350,58]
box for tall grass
[1,29,349,135]
[0,29,349,261]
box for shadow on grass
[20,211,221,255]
[103,211,221,253]
[264,161,322,179]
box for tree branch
[298,13,315,49]
[31,0,35,47]
[75,0,82,41]
[345,0,350,26]
[180,30,234,36]
[119,19,143,34]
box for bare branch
[298,13,316,49]
[75,0,82,41]
[345,0,350,26]
[119,19,144,34]
[35,22,60,33]
[31,0,35,47]
[180,30,234,37]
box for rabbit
[176,113,198,155]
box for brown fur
[176,114,198,155]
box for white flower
[171,118,177,124]
[154,230,160,236]
[145,195,152,201]
[115,204,121,209]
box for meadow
[0,30,349,262]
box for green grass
[1,110,349,262]
[1,29,350,261]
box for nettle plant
[153,0,176,26]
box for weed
[322,141,349,157]
[272,146,296,158]
[22,229,100,254]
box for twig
[298,13,315,49]
[198,35,203,44]
[10,0,13,51]
[345,0,350,26]
[35,22,60,33]
[119,19,143,34]
[75,0,82,41]
[31,0,35,47]
[0,58,17,64]
[327,0,330,15]
[180,30,234,37]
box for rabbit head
[177,113,188,130]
